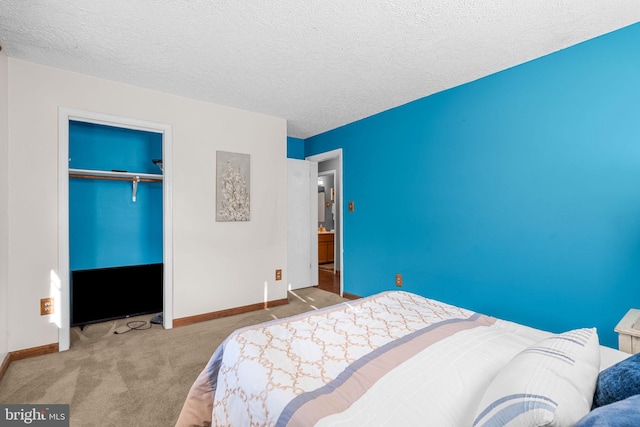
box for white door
[287,159,318,290]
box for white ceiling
[0,1,638,138]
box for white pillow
[473,328,601,427]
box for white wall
[7,59,288,351]
[0,51,9,360]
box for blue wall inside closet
[69,121,163,271]
[304,23,640,348]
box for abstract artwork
[216,151,250,222]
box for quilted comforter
[176,291,626,426]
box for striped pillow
[473,328,600,427]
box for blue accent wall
[306,23,640,348]
[287,136,305,159]
[69,121,163,271]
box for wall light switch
[349,201,355,212]
[275,269,282,281]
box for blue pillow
[593,352,640,408]
[575,394,640,427]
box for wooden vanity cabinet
[318,232,334,264]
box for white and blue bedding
[176,291,629,427]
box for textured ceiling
[0,1,639,138]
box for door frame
[306,149,343,296]
[58,108,173,351]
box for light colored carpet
[0,287,347,426]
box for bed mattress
[176,290,628,426]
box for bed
[176,290,632,426]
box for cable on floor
[113,320,152,334]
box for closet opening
[68,121,163,328]
[58,108,173,351]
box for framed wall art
[216,151,250,222]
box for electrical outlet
[40,297,54,315]
[275,269,282,281]
[395,274,402,287]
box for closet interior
[68,120,164,327]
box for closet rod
[69,168,163,182]
[69,174,161,183]
[69,168,162,202]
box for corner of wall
[286,136,305,160]
[0,49,10,360]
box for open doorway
[58,108,173,351]
[306,149,343,296]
